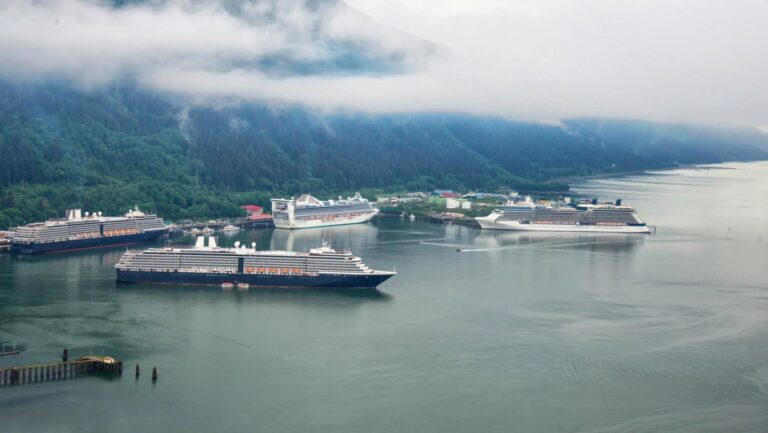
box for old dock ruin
[0,356,123,386]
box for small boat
[409,214,416,221]
[201,227,215,234]
[237,283,249,290]
[222,224,240,233]
[221,282,234,290]
[190,228,202,235]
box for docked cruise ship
[11,208,167,254]
[476,197,650,233]
[115,238,395,289]
[271,193,379,229]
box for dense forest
[1,81,767,229]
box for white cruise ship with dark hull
[271,193,378,229]
[115,238,395,289]
[476,198,650,234]
[11,208,167,254]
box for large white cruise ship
[116,238,395,289]
[476,197,650,234]
[271,193,379,229]
[11,207,167,254]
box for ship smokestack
[208,236,217,249]
[195,236,205,249]
[591,198,598,205]
[615,199,622,206]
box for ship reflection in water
[120,280,393,304]
[269,222,378,253]
[474,230,646,254]
[422,222,646,256]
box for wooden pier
[175,216,274,233]
[0,358,122,386]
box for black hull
[11,230,166,255]
[116,269,394,289]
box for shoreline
[379,161,762,226]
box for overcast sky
[0,0,766,128]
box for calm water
[2,162,768,433]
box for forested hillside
[1,81,766,229]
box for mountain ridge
[0,80,766,229]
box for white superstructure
[271,192,379,229]
[116,238,390,277]
[476,197,651,234]
[11,207,166,244]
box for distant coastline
[555,162,742,186]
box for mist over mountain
[0,80,766,229]
[0,0,439,89]
[3,0,765,124]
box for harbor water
[1,162,768,432]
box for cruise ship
[115,238,395,289]
[476,197,650,233]
[11,208,167,254]
[271,193,379,229]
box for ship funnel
[195,236,205,249]
[591,198,598,205]
[208,237,217,249]
[615,199,622,206]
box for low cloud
[0,0,766,126]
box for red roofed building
[241,205,271,220]
[441,192,462,198]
